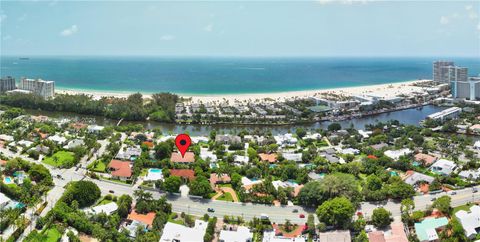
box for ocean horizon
[1,56,479,95]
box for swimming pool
[3,177,13,184]
[149,168,162,173]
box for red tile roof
[170,152,195,163]
[0,160,7,166]
[210,173,231,185]
[128,210,156,227]
[414,153,437,166]
[259,153,278,163]
[170,169,195,181]
[108,160,132,178]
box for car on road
[473,188,478,193]
[109,190,115,194]
[292,209,298,213]
[299,214,305,218]
[430,197,437,201]
[260,213,269,220]
[449,191,457,195]
[207,208,215,213]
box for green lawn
[92,161,106,172]
[452,204,474,215]
[218,183,232,188]
[97,198,114,206]
[217,192,233,202]
[168,213,185,225]
[43,151,75,167]
[44,227,62,242]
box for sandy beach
[56,79,431,103]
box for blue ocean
[1,56,479,94]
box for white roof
[200,148,217,162]
[144,169,164,181]
[281,153,302,162]
[458,169,480,180]
[431,159,457,175]
[262,231,305,242]
[234,155,249,164]
[160,220,208,242]
[0,134,14,142]
[339,148,360,155]
[241,177,262,187]
[474,141,480,148]
[0,193,11,205]
[404,171,435,185]
[219,226,253,242]
[191,136,209,143]
[18,140,33,147]
[48,134,67,144]
[303,133,322,140]
[89,202,118,215]
[272,180,299,191]
[87,125,104,131]
[455,205,480,238]
[384,148,412,160]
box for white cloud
[204,23,214,32]
[160,34,175,41]
[465,5,473,11]
[60,25,78,36]
[440,16,450,25]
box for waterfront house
[200,148,217,162]
[170,169,195,181]
[430,159,457,175]
[87,125,104,133]
[171,152,195,164]
[215,135,241,145]
[273,133,297,146]
[414,217,448,242]
[455,205,480,239]
[160,220,208,242]
[219,226,253,242]
[107,160,133,181]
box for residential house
[87,202,118,215]
[0,134,14,142]
[469,124,480,135]
[318,230,351,242]
[219,226,253,242]
[116,146,142,160]
[368,222,408,242]
[458,168,480,180]
[0,192,12,209]
[210,173,231,188]
[430,159,457,175]
[262,231,306,242]
[234,155,249,164]
[171,152,195,164]
[241,177,263,192]
[215,135,242,145]
[170,169,195,181]
[125,210,156,237]
[273,133,297,146]
[160,220,208,242]
[371,143,388,150]
[108,160,133,181]
[455,205,480,239]
[403,171,435,186]
[200,148,217,162]
[414,217,448,242]
[281,153,302,162]
[384,148,412,160]
[414,153,438,167]
[48,134,67,145]
[64,139,84,150]
[87,125,104,133]
[259,153,278,163]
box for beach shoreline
[55,79,431,103]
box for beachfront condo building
[0,76,16,93]
[452,77,480,100]
[20,78,55,99]
[433,61,454,83]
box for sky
[0,0,479,57]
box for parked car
[299,214,305,218]
[292,209,298,213]
[109,190,115,194]
[207,208,215,212]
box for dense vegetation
[0,92,179,122]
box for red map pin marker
[175,134,191,158]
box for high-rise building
[433,61,454,83]
[0,76,16,93]
[452,76,480,100]
[20,78,55,99]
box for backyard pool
[3,177,13,184]
[149,168,162,173]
